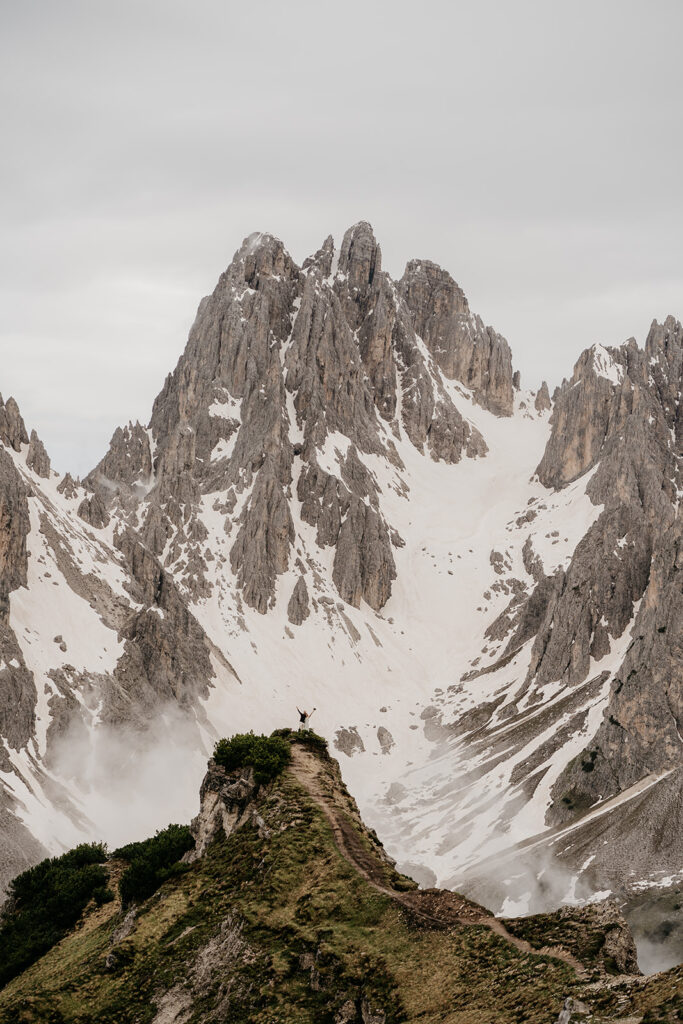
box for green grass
[0,747,680,1023]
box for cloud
[1,0,682,475]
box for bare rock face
[399,259,514,416]
[377,726,395,754]
[560,902,640,975]
[0,449,29,614]
[536,338,649,490]
[459,318,683,879]
[534,381,551,412]
[297,458,397,612]
[390,311,487,462]
[287,576,310,626]
[332,500,396,611]
[288,236,387,453]
[0,791,47,901]
[547,514,683,825]
[0,396,28,453]
[26,430,50,478]
[334,727,365,757]
[338,220,382,295]
[87,421,153,496]
[507,317,683,830]
[88,223,504,615]
[523,502,653,690]
[187,761,259,861]
[57,473,79,499]
[108,528,216,725]
[0,448,37,754]
[230,462,295,615]
[0,621,36,757]
[335,222,397,422]
[77,492,110,529]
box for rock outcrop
[1,225,682,937]
[0,449,29,616]
[56,472,79,499]
[77,492,109,529]
[478,318,683,837]
[399,259,515,416]
[0,396,28,453]
[287,576,310,625]
[86,421,153,496]
[26,430,50,478]
[0,448,36,758]
[87,223,503,615]
[535,320,683,825]
[534,381,551,412]
[187,760,260,861]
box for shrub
[0,843,108,989]
[92,886,115,906]
[114,824,194,908]
[213,732,291,786]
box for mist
[43,704,215,853]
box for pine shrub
[213,732,291,785]
[114,824,194,907]
[0,843,108,989]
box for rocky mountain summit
[86,223,511,616]
[0,225,681,976]
[1,732,680,1023]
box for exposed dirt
[289,744,589,980]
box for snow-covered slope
[1,225,681,935]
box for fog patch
[456,842,682,974]
[622,886,683,975]
[396,861,437,890]
[444,832,581,919]
[45,703,215,852]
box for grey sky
[1,0,682,476]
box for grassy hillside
[0,732,680,1023]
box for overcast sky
[1,0,682,476]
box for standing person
[296,706,316,731]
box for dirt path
[289,745,588,980]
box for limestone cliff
[87,223,506,615]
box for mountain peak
[2,225,682,986]
[0,395,28,453]
[229,231,297,288]
[338,220,381,289]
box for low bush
[114,824,194,908]
[0,843,108,989]
[92,886,115,906]
[213,732,291,785]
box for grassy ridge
[0,736,680,1022]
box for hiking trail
[289,744,588,981]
